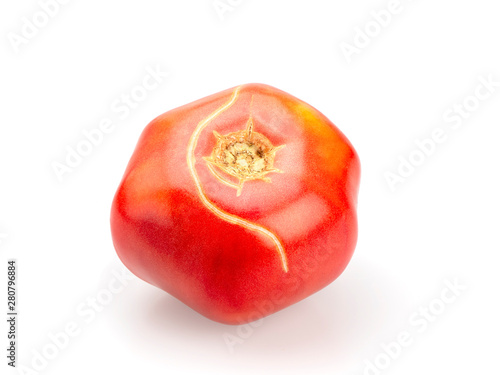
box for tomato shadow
[108,259,408,370]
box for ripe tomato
[111,84,360,325]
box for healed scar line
[186,87,289,272]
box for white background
[1,1,499,374]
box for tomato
[110,83,360,325]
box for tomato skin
[111,83,360,325]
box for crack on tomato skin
[186,86,289,273]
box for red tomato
[111,84,360,325]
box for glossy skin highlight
[110,83,360,325]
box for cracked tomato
[110,83,360,325]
